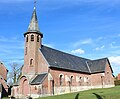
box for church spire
[25,0,43,38]
[28,8,39,32]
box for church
[12,4,115,99]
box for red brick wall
[30,76,48,95]
[37,51,48,74]
[49,68,90,87]
[0,62,8,80]
[22,34,48,75]
[87,61,114,87]
[0,78,8,92]
[49,62,114,89]
[118,74,120,80]
[22,34,42,75]
[90,73,102,86]
[104,61,114,85]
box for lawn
[37,86,120,99]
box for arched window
[30,59,33,66]
[26,35,28,42]
[79,77,82,86]
[35,86,37,90]
[37,35,39,42]
[60,75,63,86]
[86,77,89,85]
[31,35,34,41]
[70,76,73,85]
[79,77,82,80]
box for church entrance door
[22,79,29,96]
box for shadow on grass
[93,93,103,99]
[75,93,79,99]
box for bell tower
[22,2,43,75]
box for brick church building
[12,5,114,98]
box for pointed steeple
[24,5,43,38]
[28,8,39,32]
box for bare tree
[8,63,22,86]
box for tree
[7,63,22,86]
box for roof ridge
[92,57,108,61]
[42,45,91,61]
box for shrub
[114,80,120,86]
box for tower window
[31,35,34,41]
[37,35,39,42]
[30,59,33,66]
[25,47,27,55]
[26,35,28,42]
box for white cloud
[81,38,93,45]
[73,38,93,48]
[109,56,120,66]
[108,56,120,75]
[71,48,85,54]
[109,42,120,49]
[95,45,105,51]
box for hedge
[114,80,120,86]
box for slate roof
[41,45,91,73]
[40,45,112,74]
[30,73,48,85]
[87,58,107,73]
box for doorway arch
[22,79,29,96]
[20,76,30,96]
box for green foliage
[37,86,120,99]
[114,80,120,86]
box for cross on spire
[34,0,36,9]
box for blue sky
[0,0,120,76]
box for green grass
[37,86,120,99]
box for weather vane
[34,0,36,9]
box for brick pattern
[22,34,42,75]
[0,62,8,80]
[0,62,8,95]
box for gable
[87,58,107,73]
[105,59,114,74]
